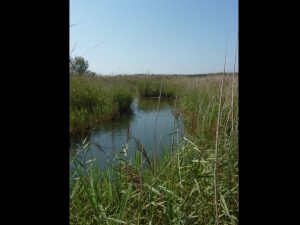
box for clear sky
[70,0,238,75]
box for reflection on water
[70,97,184,170]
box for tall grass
[70,75,134,137]
[70,74,238,224]
[137,76,178,98]
[70,74,180,137]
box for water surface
[70,97,184,170]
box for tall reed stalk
[214,42,227,225]
[153,82,163,170]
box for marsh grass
[70,74,181,137]
[70,75,134,137]
[70,74,238,224]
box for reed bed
[70,74,238,225]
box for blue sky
[70,0,238,75]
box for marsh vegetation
[70,73,238,225]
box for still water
[70,97,184,170]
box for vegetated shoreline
[70,73,239,224]
[70,73,179,138]
[69,73,237,137]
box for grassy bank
[70,74,180,137]
[70,75,134,137]
[70,74,238,224]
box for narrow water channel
[70,97,184,170]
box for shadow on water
[70,97,184,171]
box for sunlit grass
[70,74,238,225]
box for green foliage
[136,76,178,98]
[112,86,134,113]
[70,56,89,75]
[70,75,135,137]
[70,74,239,224]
